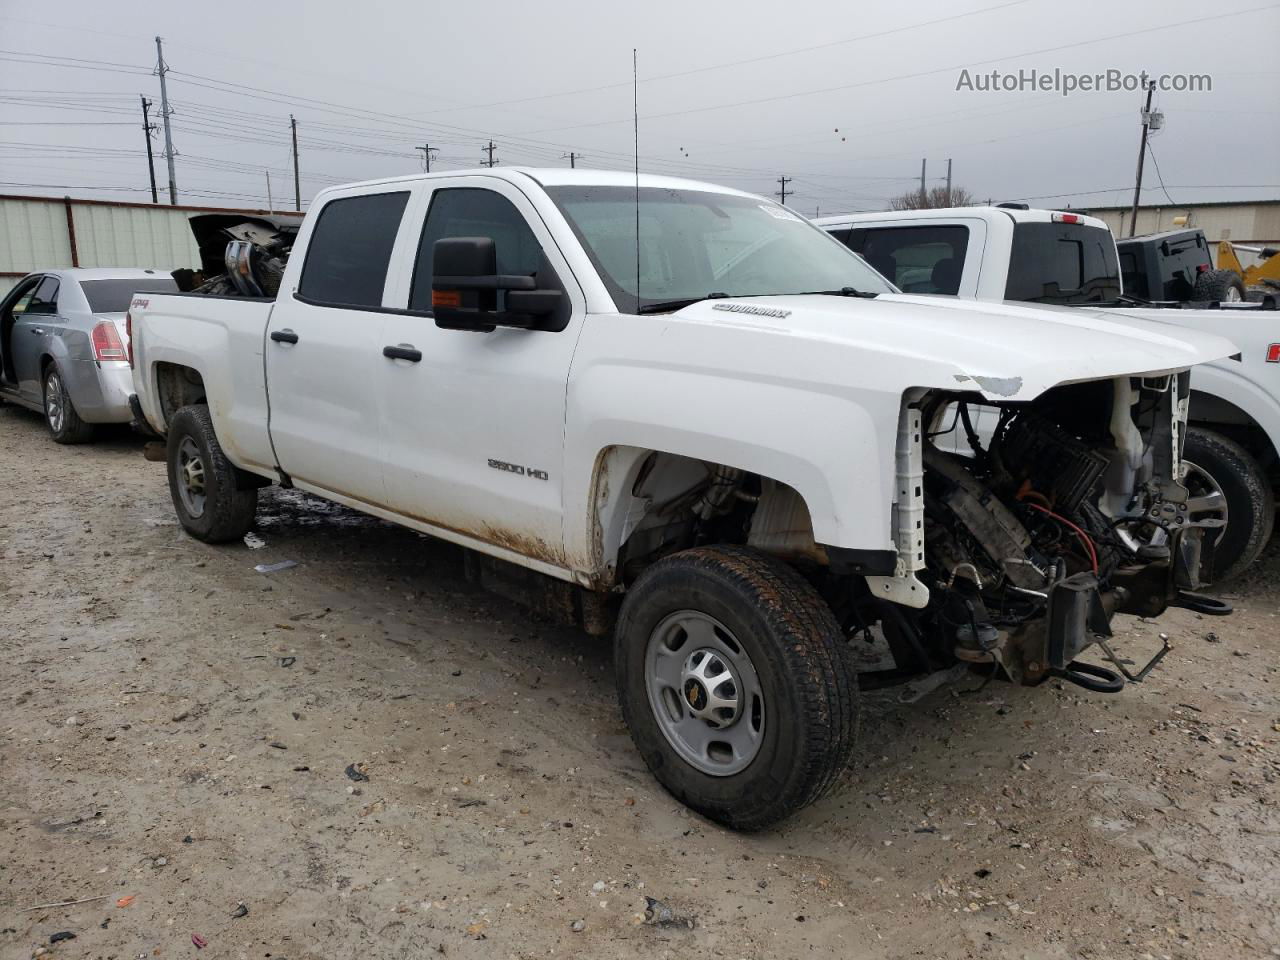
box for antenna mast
[633,49,640,309]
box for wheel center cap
[684,678,708,711]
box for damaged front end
[854,372,1230,693]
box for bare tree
[889,185,976,210]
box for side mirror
[431,237,563,332]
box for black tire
[1193,269,1246,303]
[1183,427,1274,582]
[43,362,95,444]
[615,545,858,830]
[166,403,258,543]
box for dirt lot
[1,403,1277,960]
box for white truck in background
[129,168,1236,829]
[817,206,1279,582]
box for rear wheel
[166,404,258,543]
[43,363,95,444]
[615,545,857,830]
[1182,427,1273,582]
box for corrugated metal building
[0,195,302,299]
[1084,199,1280,267]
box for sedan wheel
[44,370,65,434]
[42,364,95,444]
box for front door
[13,275,62,400]
[0,276,41,388]
[378,177,585,566]
[264,189,411,505]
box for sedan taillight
[92,320,128,361]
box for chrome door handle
[31,327,44,335]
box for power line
[519,3,1276,133]
[411,0,1035,114]
[1144,141,1178,206]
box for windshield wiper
[636,292,728,314]
[803,286,879,299]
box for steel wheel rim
[177,436,208,518]
[1224,287,1243,303]
[1181,458,1228,546]
[644,609,764,777]
[44,371,64,433]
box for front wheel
[166,404,258,543]
[1182,427,1274,582]
[615,545,858,830]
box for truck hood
[673,293,1238,401]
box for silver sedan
[0,268,178,443]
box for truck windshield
[1005,222,1120,304]
[545,185,894,313]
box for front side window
[546,186,893,313]
[409,188,544,312]
[299,191,410,308]
[845,225,969,295]
[1005,222,1120,304]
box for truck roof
[311,167,764,202]
[814,206,1110,231]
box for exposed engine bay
[612,372,1225,693]
[171,214,299,298]
[894,374,1222,688]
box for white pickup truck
[816,206,1279,582]
[130,169,1236,829]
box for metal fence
[0,194,303,298]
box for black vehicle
[1115,228,1246,303]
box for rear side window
[27,276,61,314]
[299,191,410,308]
[81,278,177,313]
[1005,222,1120,304]
[409,188,543,312]
[1117,250,1145,299]
[844,225,968,294]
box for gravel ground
[1,402,1277,960]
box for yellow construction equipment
[1217,240,1280,295]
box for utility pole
[290,115,301,211]
[140,95,158,204]
[153,36,177,205]
[1127,80,1156,237]
[482,141,498,167]
[265,170,274,213]
[775,175,792,206]
[416,144,436,173]
[563,151,579,168]
[945,158,953,208]
[919,158,927,206]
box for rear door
[13,275,61,399]
[265,189,410,504]
[377,177,585,565]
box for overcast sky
[1,0,1277,215]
